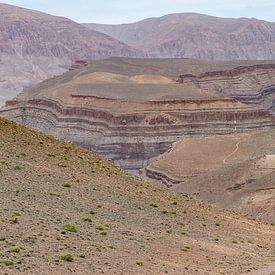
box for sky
[2,0,275,24]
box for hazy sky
[2,0,275,23]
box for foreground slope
[0,3,143,106]
[84,13,275,60]
[0,116,275,274]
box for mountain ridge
[84,12,275,60]
[0,3,145,106]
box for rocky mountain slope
[84,13,275,60]
[0,3,143,106]
[0,116,275,274]
[1,58,274,173]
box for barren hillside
[0,116,275,274]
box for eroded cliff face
[1,95,273,173]
[177,64,275,113]
[1,59,275,173]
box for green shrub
[89,209,96,215]
[63,224,78,233]
[62,183,71,188]
[59,253,74,262]
[181,244,192,252]
[78,252,86,258]
[0,259,14,266]
[49,192,60,197]
[9,245,20,253]
[95,224,105,231]
[10,216,19,224]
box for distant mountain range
[1,3,275,105]
[0,3,143,105]
[84,13,275,60]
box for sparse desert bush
[59,252,74,262]
[63,224,78,233]
[149,203,158,208]
[89,209,96,215]
[95,224,105,231]
[81,215,92,222]
[62,183,71,188]
[0,259,14,266]
[181,244,192,252]
[10,215,19,224]
[9,245,20,253]
[12,211,21,217]
[78,252,86,258]
[49,192,60,197]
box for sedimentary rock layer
[1,90,273,172]
[1,58,275,172]
[178,64,275,112]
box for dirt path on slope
[223,135,247,164]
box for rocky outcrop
[177,64,275,112]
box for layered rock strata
[1,58,275,173]
[1,71,274,172]
[178,64,275,113]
